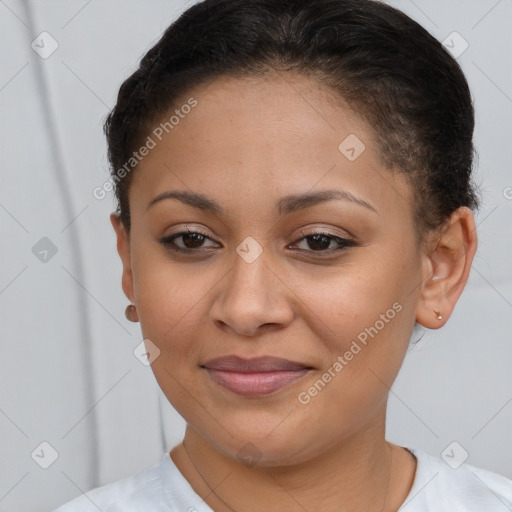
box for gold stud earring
[433,310,442,320]
[125,304,138,322]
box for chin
[204,423,323,468]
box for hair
[104,0,479,238]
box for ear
[110,213,137,313]
[415,206,477,329]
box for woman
[54,0,512,510]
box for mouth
[201,355,314,397]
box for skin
[111,72,477,511]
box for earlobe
[110,212,136,305]
[415,207,477,329]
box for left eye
[290,232,356,253]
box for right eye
[159,229,220,253]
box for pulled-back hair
[104,0,479,235]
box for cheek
[132,251,207,356]
[134,262,207,413]
[297,256,411,342]
[295,254,417,408]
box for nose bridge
[227,241,274,306]
[210,238,293,335]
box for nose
[209,247,295,337]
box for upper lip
[201,355,312,372]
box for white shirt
[53,447,512,511]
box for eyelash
[159,228,356,257]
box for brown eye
[291,231,357,255]
[160,230,219,252]
[305,234,333,251]
[179,232,206,249]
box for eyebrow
[146,189,377,216]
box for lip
[201,355,313,397]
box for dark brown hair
[104,0,479,235]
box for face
[114,72,427,466]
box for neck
[170,411,411,512]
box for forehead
[130,72,413,223]
[175,72,367,155]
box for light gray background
[1,1,511,510]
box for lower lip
[204,368,311,397]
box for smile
[201,355,314,397]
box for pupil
[183,233,204,248]
[308,234,330,251]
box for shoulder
[400,447,512,511]
[52,454,168,512]
[52,452,212,512]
